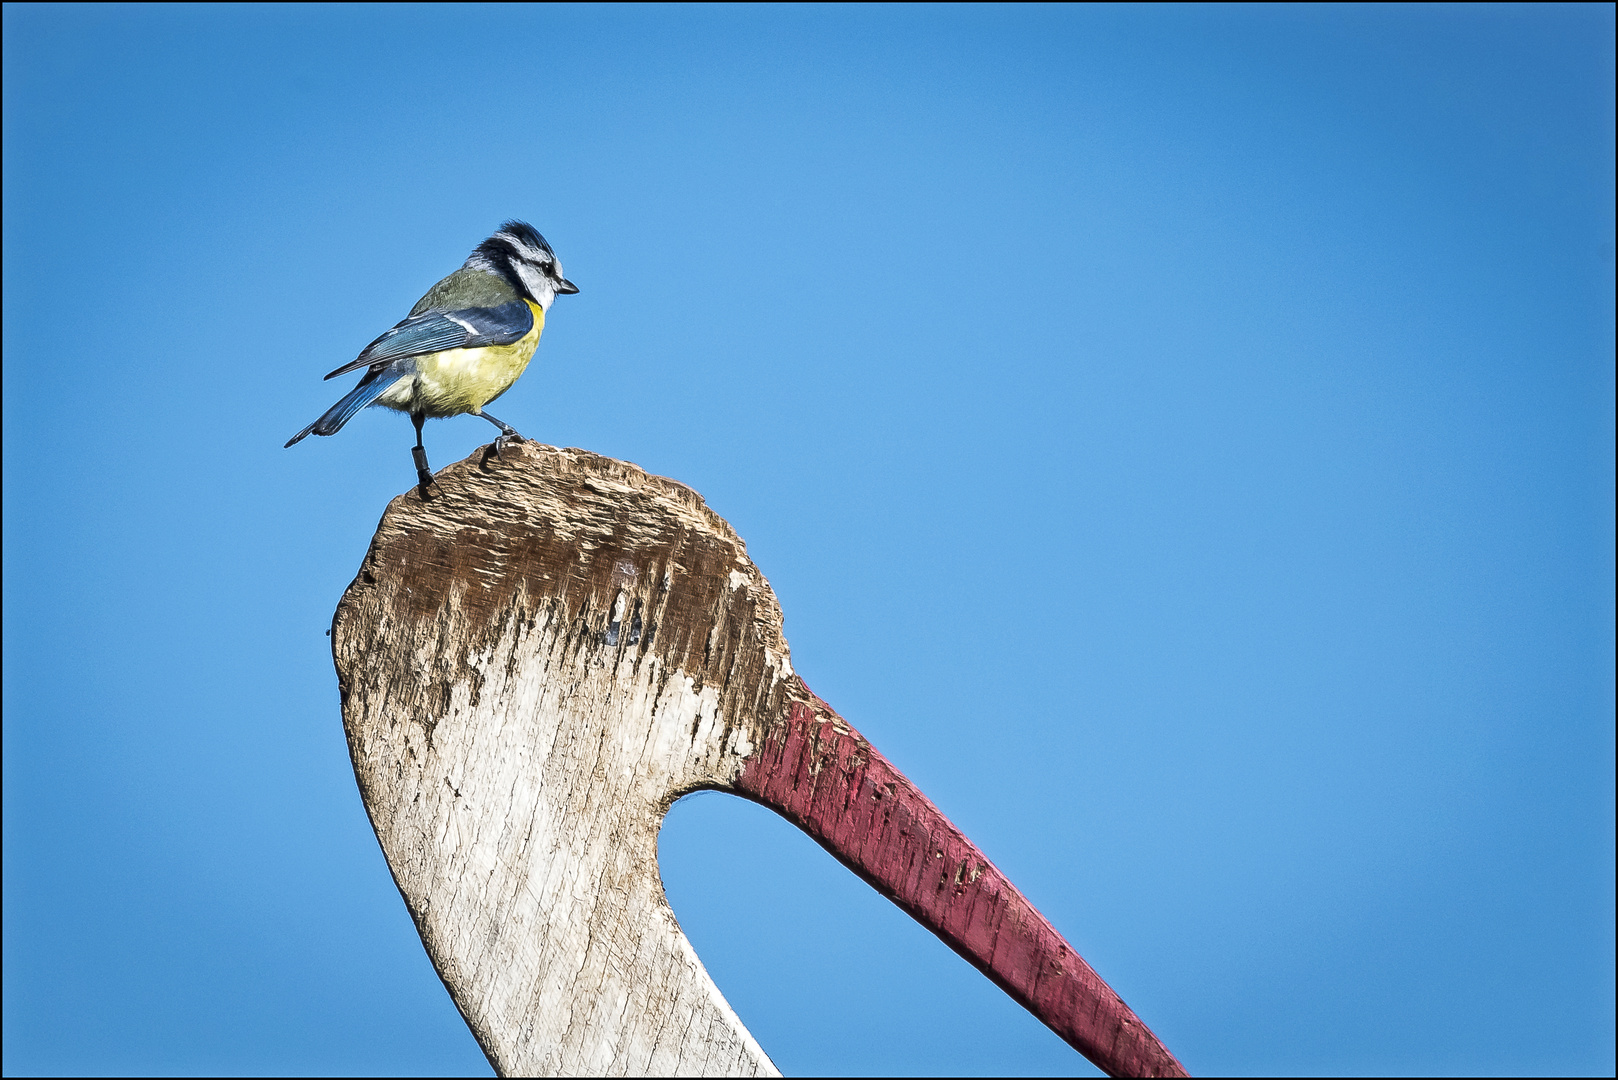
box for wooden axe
[333,443,1187,1077]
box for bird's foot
[488,428,525,459]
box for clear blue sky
[3,5,1612,1076]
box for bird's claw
[412,444,435,498]
[490,430,525,458]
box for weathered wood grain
[333,443,1186,1077]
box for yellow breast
[377,300,545,417]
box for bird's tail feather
[285,373,402,447]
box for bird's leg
[477,410,525,457]
[411,412,434,495]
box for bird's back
[410,267,521,316]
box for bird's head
[466,220,579,310]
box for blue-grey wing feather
[285,367,407,446]
[322,301,534,381]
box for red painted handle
[735,694,1189,1078]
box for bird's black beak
[557,278,580,295]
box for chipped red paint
[737,690,1189,1079]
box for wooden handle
[738,696,1189,1078]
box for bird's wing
[323,300,534,380]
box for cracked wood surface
[333,442,1187,1078]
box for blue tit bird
[286,220,578,490]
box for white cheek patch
[516,263,557,307]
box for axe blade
[334,443,1187,1078]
